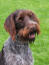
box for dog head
[4,10,40,42]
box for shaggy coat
[0,9,40,65]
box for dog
[0,9,40,65]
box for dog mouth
[28,30,36,42]
[29,32,35,39]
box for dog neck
[8,36,29,54]
[13,35,29,45]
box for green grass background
[0,0,49,65]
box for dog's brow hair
[32,21,37,24]
[29,20,37,24]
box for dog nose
[31,26,36,31]
[26,24,36,32]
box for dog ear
[31,12,40,24]
[4,14,16,41]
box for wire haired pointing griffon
[0,9,40,65]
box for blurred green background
[0,0,49,65]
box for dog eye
[19,17,24,21]
[29,15,32,18]
[16,22,24,29]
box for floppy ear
[4,14,16,41]
[32,12,40,24]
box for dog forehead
[18,10,32,16]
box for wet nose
[31,26,36,31]
[26,24,36,32]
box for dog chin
[29,37,35,43]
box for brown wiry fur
[0,9,40,65]
[4,9,40,41]
[4,14,16,40]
